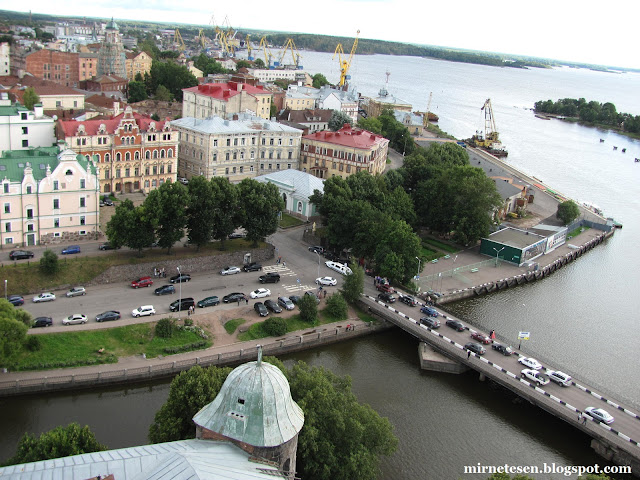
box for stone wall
[40,230,102,246]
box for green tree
[4,423,106,466]
[155,318,175,338]
[22,87,39,111]
[154,85,172,102]
[147,61,197,101]
[237,179,284,247]
[148,365,233,443]
[340,260,364,303]
[128,81,148,103]
[263,317,287,336]
[38,249,59,275]
[0,303,29,364]
[556,200,580,225]
[374,219,421,283]
[298,293,318,324]
[253,58,265,68]
[185,176,215,250]
[145,182,189,254]
[13,309,33,328]
[210,177,240,247]
[105,200,156,254]
[328,110,353,131]
[357,117,383,135]
[235,60,251,70]
[312,73,330,88]
[325,292,348,320]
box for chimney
[34,103,44,117]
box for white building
[171,114,303,182]
[0,42,10,76]
[255,168,324,219]
[317,85,358,124]
[248,68,311,86]
[0,94,56,152]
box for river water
[2,52,640,479]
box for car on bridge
[376,283,395,294]
[518,357,543,370]
[398,294,418,307]
[491,343,514,356]
[464,343,486,355]
[420,305,439,317]
[471,332,491,344]
[377,292,396,303]
[585,407,614,424]
[446,319,465,331]
[420,317,440,329]
[521,369,549,386]
[546,370,572,387]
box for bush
[155,318,175,338]
[263,317,287,337]
[39,249,59,275]
[163,341,208,354]
[299,294,318,324]
[325,293,348,320]
[24,335,42,352]
[183,318,193,326]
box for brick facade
[25,49,79,87]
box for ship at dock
[465,98,509,157]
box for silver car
[66,286,86,297]
[278,296,295,311]
[33,292,56,303]
[62,314,88,325]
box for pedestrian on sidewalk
[467,350,471,359]
[283,261,286,268]
[245,297,249,305]
[237,298,241,306]
[277,256,281,264]
[323,290,327,299]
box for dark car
[465,342,486,355]
[304,291,320,304]
[259,273,280,284]
[98,242,119,251]
[243,262,262,272]
[170,273,191,283]
[264,299,282,313]
[95,311,121,322]
[399,295,418,307]
[102,198,114,206]
[377,292,396,303]
[446,319,465,331]
[33,316,53,328]
[471,332,491,344]
[154,285,176,296]
[308,245,324,254]
[228,232,246,240]
[254,302,268,317]
[491,343,514,356]
[223,292,246,303]
[420,316,441,329]
[289,295,302,305]
[61,245,81,255]
[420,305,439,317]
[323,251,339,261]
[170,297,195,312]
[8,295,24,306]
[9,250,34,260]
[198,296,220,308]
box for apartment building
[171,114,302,182]
[247,68,311,86]
[0,95,56,152]
[57,106,178,194]
[79,52,98,81]
[0,42,9,76]
[285,85,358,123]
[125,51,152,81]
[23,49,80,87]
[182,82,272,120]
[300,124,389,179]
[0,146,100,247]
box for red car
[131,276,153,288]
[376,283,395,293]
[471,332,491,344]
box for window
[226,139,231,146]
[105,170,110,179]
[125,168,131,177]
[21,113,27,120]
[116,169,121,178]
[80,197,86,208]
[4,238,12,245]
[125,152,131,161]
[27,223,34,232]
[135,151,140,160]
[2,184,7,193]
[234,138,238,146]
[270,138,274,146]
[153,166,157,175]
[260,163,264,170]
[226,153,230,161]
[26,208,33,219]
[4,222,10,232]
[145,166,150,175]
[225,167,229,175]
[116,152,121,161]
[56,101,61,108]
[135,167,139,176]
[80,216,85,226]
[22,140,28,148]
[26,185,32,194]
[213,139,218,147]
[53,199,59,209]
[80,179,85,189]
[22,127,28,135]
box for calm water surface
[2,53,640,479]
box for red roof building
[57,106,178,194]
[300,124,389,179]
[182,81,272,120]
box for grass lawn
[421,237,459,254]
[279,213,305,228]
[237,310,345,341]
[420,246,439,262]
[567,226,590,239]
[224,318,246,334]
[8,322,211,371]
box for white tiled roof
[254,169,325,199]
[171,115,302,135]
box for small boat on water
[581,201,604,216]
[622,148,626,153]
[613,146,618,150]
[600,139,605,142]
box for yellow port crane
[259,36,274,68]
[277,38,302,69]
[196,29,207,48]
[173,28,185,52]
[477,98,500,148]
[333,30,360,87]
[246,34,254,61]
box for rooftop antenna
[256,345,263,366]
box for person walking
[467,350,471,360]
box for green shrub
[162,341,208,354]
[183,318,193,326]
[24,335,42,352]
[299,294,318,324]
[325,293,348,320]
[263,317,287,337]
[155,318,175,339]
[39,249,60,275]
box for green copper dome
[106,18,119,30]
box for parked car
[315,276,337,286]
[131,276,153,288]
[223,292,246,303]
[420,316,441,329]
[546,370,573,387]
[8,295,24,306]
[259,273,280,284]
[491,343,514,356]
[278,296,295,311]
[518,357,543,370]
[289,295,302,305]
[420,305,439,317]
[132,305,155,317]
[32,292,56,303]
[376,283,395,294]
[521,368,550,385]
[170,273,191,283]
[220,266,241,276]
[254,302,268,317]
[61,245,81,255]
[464,342,486,355]
[250,288,271,299]
[98,242,119,251]
[102,198,114,206]
[309,245,324,254]
[243,262,262,272]
[62,314,88,325]
[398,294,418,307]
[33,316,53,328]
[470,332,491,344]
[9,250,34,260]
[154,285,176,296]
[377,292,396,303]
[325,261,352,275]
[228,232,246,240]
[170,297,195,312]
[446,319,465,331]
[66,286,86,297]
[197,296,220,308]
[95,311,121,322]
[585,407,614,424]
[264,299,282,313]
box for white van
[325,261,352,276]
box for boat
[600,139,605,142]
[613,146,618,150]
[465,99,509,157]
[581,201,604,216]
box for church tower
[97,18,127,77]
[193,347,304,478]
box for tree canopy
[328,110,353,131]
[146,60,198,101]
[22,87,39,111]
[312,73,330,88]
[237,179,284,246]
[145,182,189,254]
[556,200,580,225]
[0,299,29,365]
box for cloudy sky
[10,0,639,69]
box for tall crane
[173,29,185,52]
[259,36,274,69]
[333,30,360,87]
[277,38,303,69]
[246,34,254,61]
[196,29,207,49]
[480,98,500,146]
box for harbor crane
[479,98,500,147]
[277,38,303,69]
[196,29,207,48]
[246,34,254,61]
[173,29,185,52]
[259,36,274,69]
[333,30,360,87]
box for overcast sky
[10,0,639,69]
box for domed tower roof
[106,18,119,30]
[193,349,304,448]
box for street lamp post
[493,247,505,267]
[415,256,421,279]
[176,266,182,316]
[4,279,6,300]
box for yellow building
[125,51,152,81]
[182,82,272,120]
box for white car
[132,305,156,317]
[520,369,550,386]
[220,266,241,275]
[315,276,337,286]
[62,314,88,325]
[546,370,572,387]
[325,261,352,275]
[518,357,543,370]
[66,286,86,297]
[33,292,56,303]
[250,288,271,299]
[585,406,614,424]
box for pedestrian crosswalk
[281,284,314,293]
[263,265,297,276]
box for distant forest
[534,98,640,134]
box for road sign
[518,331,530,340]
